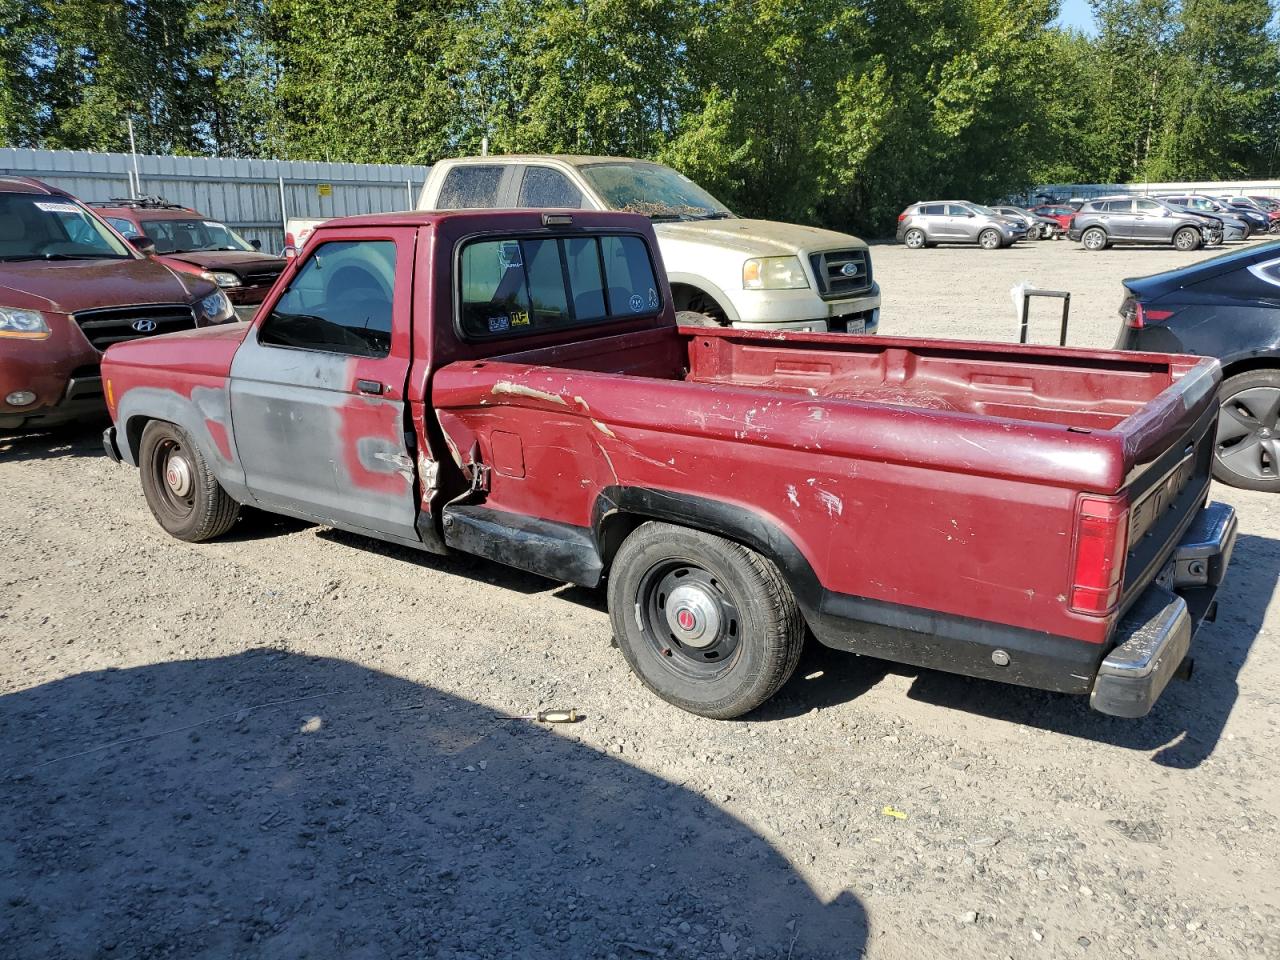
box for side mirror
[966,212,975,218]
[129,235,157,256]
[251,238,262,251]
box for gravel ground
[1,237,1278,960]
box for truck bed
[432,326,1219,674]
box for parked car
[417,156,879,334]
[1070,196,1222,251]
[1247,196,1280,218]
[1219,196,1280,234]
[0,177,234,431]
[896,201,1027,249]
[1029,204,1077,232]
[992,205,1062,240]
[1115,240,1280,492]
[102,208,1235,720]
[92,197,287,318]
[1158,195,1251,241]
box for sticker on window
[510,311,530,327]
[628,294,645,313]
[648,287,659,309]
[498,242,523,270]
[34,201,81,214]
[488,315,511,333]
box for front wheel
[139,420,240,541]
[978,229,1002,250]
[1173,227,1202,251]
[1213,369,1280,492]
[607,522,805,718]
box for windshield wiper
[0,253,123,262]
[693,212,732,220]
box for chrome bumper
[1091,502,1237,718]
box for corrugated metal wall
[0,148,431,252]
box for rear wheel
[1081,227,1108,251]
[139,421,240,541]
[903,228,926,249]
[607,521,805,718]
[978,229,1002,250]
[1174,227,1202,251]
[1213,369,1280,492]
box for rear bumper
[1090,502,1237,718]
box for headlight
[0,306,51,340]
[743,256,809,290]
[197,289,235,324]
[208,270,241,288]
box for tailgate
[1114,356,1220,611]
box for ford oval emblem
[840,262,860,277]
[131,319,158,333]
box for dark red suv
[91,198,286,316]
[0,178,232,431]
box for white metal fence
[0,148,432,253]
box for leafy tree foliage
[1,0,1278,231]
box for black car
[1115,240,1280,491]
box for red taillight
[1124,301,1175,329]
[897,211,909,222]
[1070,495,1128,615]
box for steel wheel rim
[151,438,197,518]
[1217,386,1280,481]
[637,560,742,681]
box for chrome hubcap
[165,453,193,497]
[664,583,723,649]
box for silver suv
[896,201,1027,250]
[1069,196,1222,251]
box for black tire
[1173,227,1202,251]
[607,521,805,718]
[1081,227,1108,251]
[1212,369,1280,492]
[138,420,240,541]
[978,229,1002,250]
[675,310,724,328]
[903,228,926,250]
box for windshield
[0,193,133,261]
[138,217,255,254]
[579,162,733,221]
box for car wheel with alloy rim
[1213,369,1280,492]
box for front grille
[809,249,873,300]
[71,303,197,352]
[242,269,283,287]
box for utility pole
[127,117,141,198]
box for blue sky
[1057,0,1096,33]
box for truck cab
[417,156,880,335]
[101,209,1235,721]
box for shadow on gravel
[0,420,107,463]
[0,651,867,959]
[900,531,1279,769]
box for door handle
[357,379,384,395]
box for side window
[1135,199,1161,214]
[918,205,944,216]
[436,166,505,209]
[258,240,396,358]
[517,167,584,209]
[459,234,660,339]
[1108,200,1134,214]
[106,216,141,238]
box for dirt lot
[2,237,1278,960]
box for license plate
[846,319,865,334]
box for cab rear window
[459,233,661,339]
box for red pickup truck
[101,210,1236,720]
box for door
[945,204,977,240]
[1132,199,1169,241]
[228,227,421,543]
